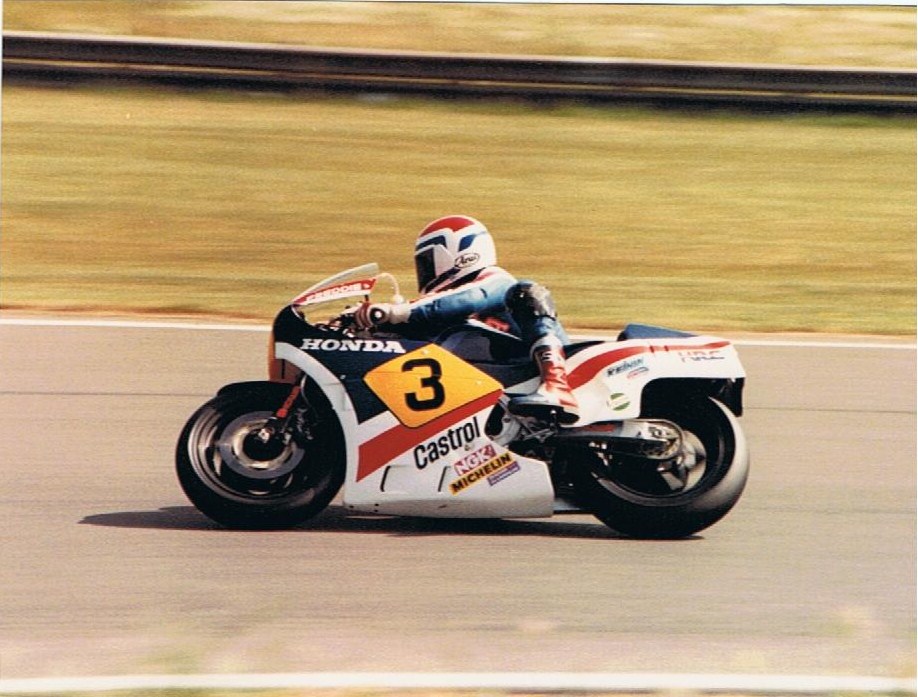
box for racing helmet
[414,215,497,294]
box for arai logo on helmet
[454,252,480,269]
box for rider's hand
[353,302,410,330]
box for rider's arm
[403,267,517,330]
[352,267,517,332]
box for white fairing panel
[553,335,745,425]
[275,340,556,519]
[346,407,555,518]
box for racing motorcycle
[176,263,749,538]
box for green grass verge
[2,86,915,335]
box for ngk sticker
[453,443,499,475]
[449,451,518,495]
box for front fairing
[272,306,429,424]
[270,306,555,517]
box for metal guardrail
[3,31,916,111]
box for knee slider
[505,281,558,319]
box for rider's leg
[504,281,579,424]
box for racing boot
[508,339,580,425]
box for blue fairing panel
[617,323,697,341]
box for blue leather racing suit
[395,266,569,348]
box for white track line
[0,672,915,695]
[0,317,269,332]
[1,317,914,350]
[730,338,916,350]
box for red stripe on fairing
[567,340,732,390]
[356,389,502,482]
[420,215,476,235]
[568,346,649,390]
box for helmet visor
[415,248,437,293]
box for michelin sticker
[449,451,519,495]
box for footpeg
[508,393,579,425]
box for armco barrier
[2,30,915,111]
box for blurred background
[2,1,915,334]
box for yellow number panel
[364,344,502,428]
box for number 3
[402,358,446,411]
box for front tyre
[176,382,345,529]
[569,396,749,538]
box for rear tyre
[176,382,345,529]
[569,396,748,538]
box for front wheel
[568,396,749,538]
[176,382,345,529]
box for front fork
[254,382,303,447]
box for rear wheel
[176,382,345,529]
[568,396,748,538]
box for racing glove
[353,302,410,330]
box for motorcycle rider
[351,214,579,424]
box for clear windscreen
[289,263,403,326]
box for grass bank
[2,86,914,335]
[3,1,914,68]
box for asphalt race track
[0,321,914,683]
